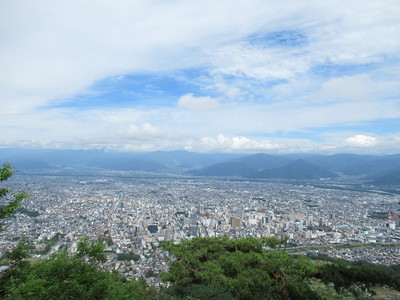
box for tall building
[230,217,241,228]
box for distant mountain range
[251,159,338,180]
[1,148,400,185]
[302,154,377,173]
[188,154,293,177]
[234,153,293,170]
[0,148,241,172]
[187,153,400,184]
[188,154,337,180]
[372,169,400,185]
[342,154,400,176]
[11,160,54,170]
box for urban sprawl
[1,173,400,284]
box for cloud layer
[0,0,399,153]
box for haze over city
[1,0,399,154]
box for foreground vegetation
[161,237,400,299]
[0,251,156,299]
[0,163,28,232]
[1,236,400,299]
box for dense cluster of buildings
[1,172,400,281]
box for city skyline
[1,1,399,154]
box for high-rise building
[230,217,241,227]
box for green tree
[161,236,319,300]
[0,251,155,299]
[0,163,28,231]
[8,239,31,265]
[317,262,400,294]
[117,252,140,261]
[76,236,107,264]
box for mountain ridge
[1,148,400,184]
[251,159,338,179]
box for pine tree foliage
[161,237,400,299]
[161,236,319,299]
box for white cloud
[214,83,243,99]
[209,43,310,80]
[118,123,165,140]
[1,0,399,114]
[346,134,377,147]
[0,0,399,153]
[177,94,219,112]
[320,75,375,101]
[1,96,399,153]
[186,134,282,153]
[0,0,281,113]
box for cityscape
[2,171,400,284]
[1,0,399,297]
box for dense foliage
[0,251,156,299]
[0,163,28,231]
[2,236,400,299]
[76,236,108,264]
[0,235,158,299]
[161,236,320,299]
[161,237,400,299]
[117,252,141,261]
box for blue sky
[0,0,399,153]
